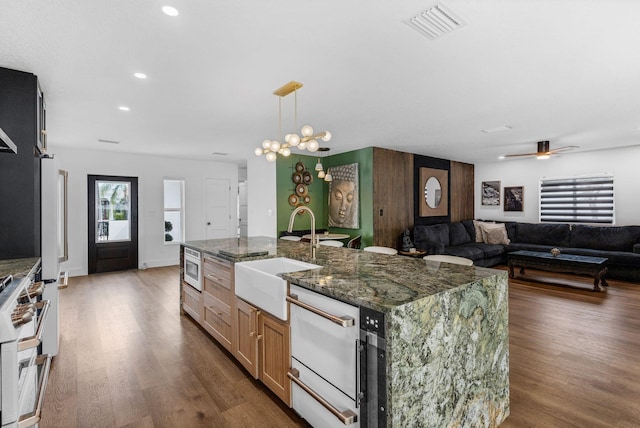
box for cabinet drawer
[204,292,231,323]
[182,282,202,321]
[203,275,233,305]
[203,255,232,282]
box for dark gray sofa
[413,220,640,282]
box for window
[539,174,614,224]
[164,179,185,243]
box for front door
[88,175,138,274]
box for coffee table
[507,250,609,291]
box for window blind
[539,174,614,224]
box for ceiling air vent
[404,2,466,40]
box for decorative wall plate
[302,171,313,185]
[292,172,303,184]
[295,183,308,197]
[295,161,305,173]
[303,195,311,204]
[288,194,299,206]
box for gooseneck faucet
[288,206,318,259]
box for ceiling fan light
[301,125,314,137]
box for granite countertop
[0,257,41,280]
[183,237,507,313]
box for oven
[1,264,52,428]
[183,247,202,291]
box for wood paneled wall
[450,161,475,222]
[372,148,414,248]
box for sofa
[413,220,640,282]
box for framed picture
[504,186,524,212]
[327,163,359,228]
[481,181,501,206]
[419,167,448,217]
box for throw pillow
[480,223,510,245]
[473,220,495,243]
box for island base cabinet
[202,255,234,352]
[235,297,260,378]
[235,297,292,407]
[182,282,202,322]
[259,311,291,407]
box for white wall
[475,145,640,225]
[51,146,238,277]
[247,156,276,237]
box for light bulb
[315,160,323,171]
[301,125,314,137]
[262,139,271,149]
[298,141,307,150]
[285,134,291,143]
[281,147,291,156]
[308,140,319,152]
[321,131,331,142]
[318,170,325,179]
[266,152,277,162]
[270,140,281,152]
[254,148,263,156]
[289,134,300,146]
[324,172,333,182]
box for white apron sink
[235,257,321,320]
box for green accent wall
[276,147,374,247]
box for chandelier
[254,81,331,162]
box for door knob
[207,222,211,225]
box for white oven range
[0,262,52,428]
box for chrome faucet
[288,206,318,259]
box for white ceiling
[1,0,640,165]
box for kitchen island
[181,237,509,427]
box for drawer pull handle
[17,354,52,428]
[286,295,354,327]
[206,273,221,282]
[287,368,357,425]
[18,300,51,351]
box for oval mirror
[424,176,442,208]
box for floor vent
[404,2,466,40]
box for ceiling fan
[501,141,579,160]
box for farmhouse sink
[235,257,321,320]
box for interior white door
[205,178,235,239]
[239,181,248,237]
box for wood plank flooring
[40,266,640,427]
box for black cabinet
[0,67,42,259]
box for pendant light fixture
[315,147,330,179]
[254,81,331,162]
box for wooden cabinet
[235,296,292,406]
[235,297,259,378]
[201,255,234,352]
[182,282,203,322]
[259,311,291,406]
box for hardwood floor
[40,266,640,427]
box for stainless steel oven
[183,248,202,291]
[0,263,52,428]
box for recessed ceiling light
[134,72,147,79]
[119,106,130,111]
[482,125,512,134]
[162,6,179,16]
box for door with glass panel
[88,175,138,273]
